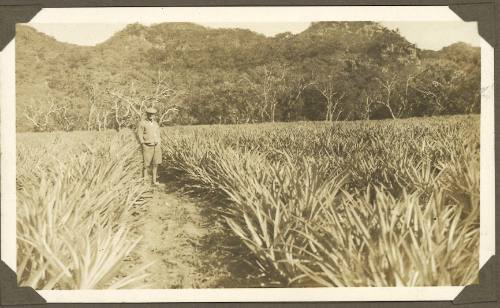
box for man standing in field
[137,107,162,185]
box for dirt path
[123,182,209,288]
[122,173,262,289]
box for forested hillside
[16,22,480,132]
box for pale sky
[28,21,479,50]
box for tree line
[16,22,480,132]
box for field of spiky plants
[17,131,153,289]
[16,115,480,289]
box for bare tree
[88,103,96,131]
[244,64,287,122]
[83,77,110,131]
[234,76,263,123]
[108,86,143,122]
[398,74,414,116]
[374,74,400,119]
[53,99,80,131]
[278,74,313,121]
[313,74,344,121]
[158,107,179,126]
[332,93,345,121]
[409,68,457,115]
[23,96,64,132]
[314,76,334,121]
[94,109,110,131]
[23,95,80,132]
[268,66,288,122]
[361,94,375,120]
[245,65,312,122]
[243,68,268,122]
[111,98,131,131]
[108,69,182,128]
[317,84,344,121]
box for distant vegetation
[16,22,480,132]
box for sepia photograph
[0,5,495,303]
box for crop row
[17,132,151,289]
[160,115,480,286]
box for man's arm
[155,122,161,144]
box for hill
[16,22,480,131]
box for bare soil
[122,170,262,289]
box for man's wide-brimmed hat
[145,107,157,114]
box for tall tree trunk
[387,105,396,119]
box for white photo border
[0,5,494,303]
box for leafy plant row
[161,115,479,286]
[17,132,151,289]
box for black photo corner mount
[0,0,496,51]
[453,256,497,304]
[450,3,496,304]
[0,0,497,306]
[0,260,46,305]
[0,5,41,52]
[0,4,46,305]
[449,2,495,48]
